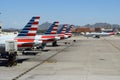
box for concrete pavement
[1,35,120,80]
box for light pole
[0,12,2,33]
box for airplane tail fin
[57,24,67,34]
[45,21,59,34]
[65,25,74,37]
[17,16,40,38]
[112,27,118,32]
[15,16,40,48]
[66,25,74,33]
[109,27,118,35]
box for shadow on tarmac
[0,58,29,67]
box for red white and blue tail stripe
[15,16,40,48]
[57,24,67,34]
[57,24,68,39]
[65,25,74,38]
[45,21,59,34]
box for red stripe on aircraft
[17,39,34,42]
[51,32,56,34]
[32,22,39,25]
[30,28,37,30]
[18,44,33,47]
[41,35,55,38]
[36,16,40,19]
[42,39,55,43]
[27,33,36,36]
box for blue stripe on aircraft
[18,33,27,36]
[20,30,29,33]
[17,16,39,37]
[66,26,72,33]
[23,28,31,30]
[24,25,31,28]
[45,22,56,34]
[57,25,64,34]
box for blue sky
[0,0,120,28]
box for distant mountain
[39,22,120,30]
[38,22,51,30]
[3,22,120,31]
[83,23,120,29]
[38,22,72,30]
[2,28,20,32]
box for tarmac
[1,35,120,80]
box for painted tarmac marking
[12,42,74,80]
[103,39,120,51]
